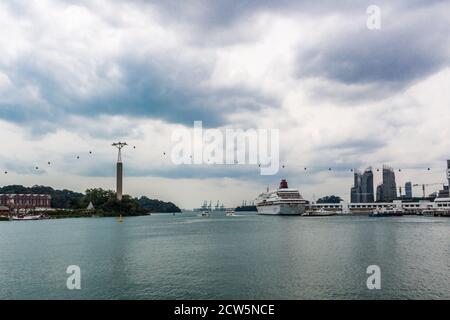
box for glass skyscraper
[350,167,374,203]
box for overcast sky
[1,0,450,208]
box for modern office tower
[350,186,359,203]
[405,182,413,199]
[447,160,450,186]
[361,168,374,203]
[350,168,374,203]
[376,184,383,202]
[437,160,450,198]
[351,170,362,203]
[380,165,397,202]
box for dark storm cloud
[2,0,449,129]
[77,60,271,128]
[0,50,274,131]
[148,0,446,31]
[296,1,450,100]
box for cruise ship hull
[257,203,305,215]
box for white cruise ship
[255,179,307,215]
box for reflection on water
[0,214,448,299]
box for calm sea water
[0,213,448,300]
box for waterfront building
[447,160,450,185]
[375,165,397,202]
[0,194,51,211]
[376,184,383,202]
[309,198,450,215]
[350,186,359,203]
[361,168,374,203]
[438,160,450,198]
[438,185,449,198]
[351,168,374,203]
[405,182,413,199]
[350,170,362,203]
[383,165,397,201]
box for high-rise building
[405,182,412,199]
[350,168,374,203]
[350,186,359,203]
[350,170,362,203]
[447,160,450,186]
[361,168,374,203]
[376,184,383,202]
[438,160,450,198]
[377,165,397,202]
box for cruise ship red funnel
[279,179,288,189]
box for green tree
[317,195,343,204]
[137,196,181,213]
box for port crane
[412,183,444,198]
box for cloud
[0,0,278,130]
[1,0,450,207]
[295,1,450,102]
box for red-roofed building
[0,194,51,212]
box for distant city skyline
[1,1,450,208]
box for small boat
[435,208,450,217]
[118,215,124,223]
[11,214,44,221]
[369,208,403,217]
[302,208,337,217]
[201,211,210,217]
[225,209,234,217]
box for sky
[1,0,450,208]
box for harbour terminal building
[0,194,52,214]
[332,161,450,215]
[308,198,450,215]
